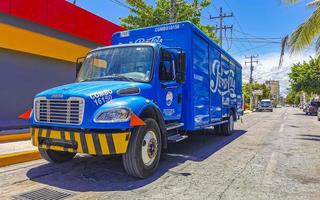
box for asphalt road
[1,108,320,200]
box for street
[1,107,320,200]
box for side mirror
[76,57,85,77]
[176,52,186,83]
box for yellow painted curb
[0,133,31,143]
[0,150,41,167]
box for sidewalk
[0,140,36,155]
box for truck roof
[113,21,242,68]
[89,43,159,53]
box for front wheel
[122,118,162,178]
[38,148,76,163]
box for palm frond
[315,35,320,55]
[284,0,301,4]
[307,0,320,8]
[279,35,289,67]
[288,7,320,53]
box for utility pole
[210,7,233,47]
[170,0,175,23]
[245,55,259,111]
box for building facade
[0,0,125,121]
[265,80,280,106]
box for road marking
[263,152,278,184]
[279,124,284,132]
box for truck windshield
[77,46,154,82]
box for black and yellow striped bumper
[31,127,131,155]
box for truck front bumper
[31,127,131,155]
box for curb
[0,150,41,167]
[0,132,31,143]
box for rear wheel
[122,118,161,178]
[220,114,235,136]
[38,148,76,163]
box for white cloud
[237,51,315,96]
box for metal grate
[34,97,84,125]
[12,188,73,200]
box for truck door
[157,50,182,121]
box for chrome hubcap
[141,131,158,166]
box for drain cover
[13,188,73,200]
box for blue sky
[72,0,313,57]
[71,0,315,93]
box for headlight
[94,108,131,123]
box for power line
[210,7,233,47]
[245,55,259,110]
[220,0,258,55]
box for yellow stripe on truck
[49,130,64,151]
[0,23,91,62]
[31,128,131,155]
[74,132,83,153]
[85,133,96,155]
[98,134,110,154]
[112,132,130,154]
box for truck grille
[34,97,84,125]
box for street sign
[252,90,263,96]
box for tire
[213,124,222,135]
[38,148,76,163]
[220,114,234,136]
[318,117,320,121]
[122,118,162,178]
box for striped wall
[0,0,125,120]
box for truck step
[168,134,188,143]
[165,122,184,131]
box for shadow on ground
[26,129,246,192]
[293,113,316,116]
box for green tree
[282,0,320,54]
[120,0,217,41]
[288,56,320,94]
[285,90,301,104]
[242,82,271,104]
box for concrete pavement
[0,108,319,200]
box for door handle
[178,94,182,104]
[161,84,178,89]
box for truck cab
[30,22,242,178]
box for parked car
[257,99,273,112]
[303,103,309,113]
[306,101,320,115]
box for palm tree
[279,0,320,66]
[286,0,320,54]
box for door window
[159,53,176,82]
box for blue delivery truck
[30,22,243,178]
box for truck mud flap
[31,127,131,155]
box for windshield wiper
[81,74,135,82]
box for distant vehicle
[306,101,320,115]
[257,99,273,112]
[276,105,282,108]
[303,103,308,112]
